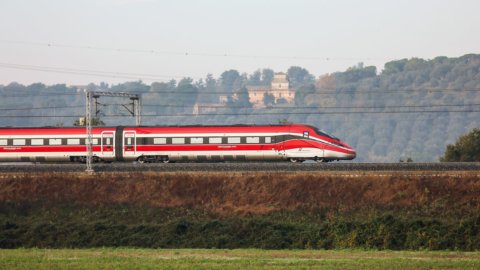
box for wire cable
[1,103,479,112]
[2,86,480,98]
[0,39,387,61]
[0,62,201,81]
[1,109,480,118]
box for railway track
[0,162,480,173]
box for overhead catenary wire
[0,39,388,61]
[0,105,85,111]
[1,109,480,118]
[139,103,480,110]
[0,115,470,125]
[2,87,480,98]
[1,103,479,112]
[0,62,201,81]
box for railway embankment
[1,171,479,250]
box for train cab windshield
[310,126,339,140]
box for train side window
[209,137,222,144]
[49,138,62,145]
[191,137,203,144]
[172,138,185,144]
[303,131,309,138]
[126,138,133,145]
[92,138,99,145]
[67,139,80,145]
[265,137,271,143]
[153,138,166,144]
[227,137,240,144]
[246,137,260,143]
[0,139,7,146]
[13,139,26,146]
[31,139,44,145]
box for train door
[101,131,115,157]
[276,135,286,159]
[123,131,136,158]
[263,136,280,160]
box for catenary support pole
[85,90,94,173]
[83,90,141,172]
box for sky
[0,0,479,85]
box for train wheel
[289,158,299,163]
[162,159,170,163]
[137,157,146,164]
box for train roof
[0,123,310,129]
[0,124,339,140]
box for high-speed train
[0,124,356,163]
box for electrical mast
[84,90,141,173]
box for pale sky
[0,0,479,85]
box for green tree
[440,128,480,161]
[261,69,274,85]
[294,84,316,106]
[382,59,408,75]
[110,80,149,93]
[176,82,199,107]
[335,63,377,83]
[248,70,262,85]
[178,77,194,87]
[232,87,251,108]
[287,66,314,88]
[263,93,275,106]
[220,70,240,93]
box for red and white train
[0,124,356,163]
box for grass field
[1,249,479,269]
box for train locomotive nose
[337,141,356,160]
[348,149,357,160]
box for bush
[1,204,480,250]
[441,128,480,161]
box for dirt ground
[1,171,479,216]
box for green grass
[1,248,479,269]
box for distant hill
[303,54,480,162]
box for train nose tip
[348,149,357,160]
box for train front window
[311,126,336,139]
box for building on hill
[246,72,295,108]
[192,95,229,115]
